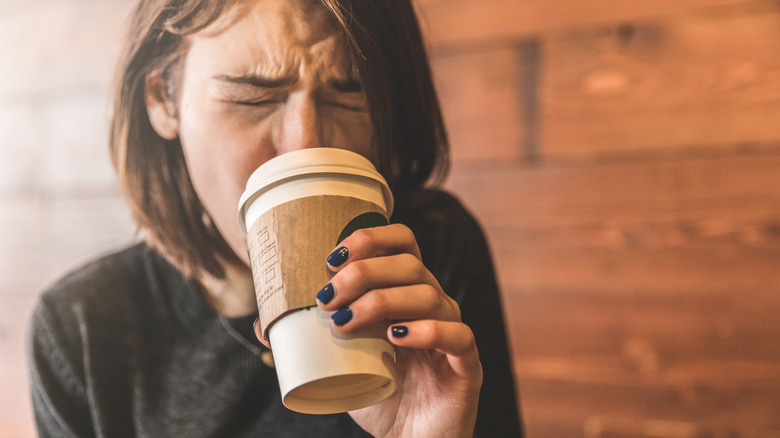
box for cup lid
[237,148,394,235]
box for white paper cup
[237,148,396,414]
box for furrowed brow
[214,74,298,88]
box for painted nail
[391,325,408,338]
[327,246,349,267]
[332,307,353,326]
[316,283,334,305]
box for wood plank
[0,293,39,438]
[509,299,780,434]
[513,356,780,393]
[505,285,780,364]
[540,2,780,159]
[0,0,135,194]
[430,44,529,162]
[36,89,119,188]
[448,152,780,294]
[414,0,752,48]
[0,0,133,95]
[519,378,780,433]
[0,190,137,293]
[0,100,41,192]
[585,416,780,438]
[447,152,780,436]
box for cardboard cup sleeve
[237,148,396,414]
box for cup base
[284,372,395,414]
[269,307,397,414]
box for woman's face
[147,0,373,267]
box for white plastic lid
[237,148,394,235]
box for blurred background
[2,0,780,437]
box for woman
[28,0,522,436]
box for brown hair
[110,0,449,279]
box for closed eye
[227,99,280,107]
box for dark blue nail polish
[316,283,334,304]
[332,307,353,326]
[391,325,408,338]
[327,246,349,267]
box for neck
[199,261,257,317]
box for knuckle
[447,296,462,320]
[426,320,443,341]
[399,253,427,279]
[347,227,376,249]
[463,323,477,345]
[339,260,369,287]
[392,223,415,241]
[463,325,479,355]
[361,291,386,318]
[419,284,441,311]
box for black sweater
[28,190,523,437]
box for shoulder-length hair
[110,0,449,279]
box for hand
[316,224,483,438]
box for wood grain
[451,152,780,293]
[540,2,780,159]
[414,0,753,48]
[431,44,530,162]
[447,151,780,435]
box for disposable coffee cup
[237,147,396,414]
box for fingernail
[316,283,334,305]
[332,307,353,326]
[391,325,408,338]
[327,246,349,267]
[253,317,260,332]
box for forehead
[204,0,334,43]
[186,0,353,77]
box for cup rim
[237,148,393,235]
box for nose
[279,93,327,152]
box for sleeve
[401,191,524,438]
[27,299,95,438]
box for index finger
[326,223,422,269]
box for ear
[145,74,179,140]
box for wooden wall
[416,0,780,436]
[1,0,779,437]
[0,2,137,436]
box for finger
[326,224,421,270]
[317,253,441,309]
[326,284,461,334]
[253,318,272,349]
[388,320,482,378]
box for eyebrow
[214,74,363,93]
[213,74,298,88]
[328,78,363,93]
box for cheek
[177,107,278,263]
[179,107,276,192]
[331,112,374,159]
